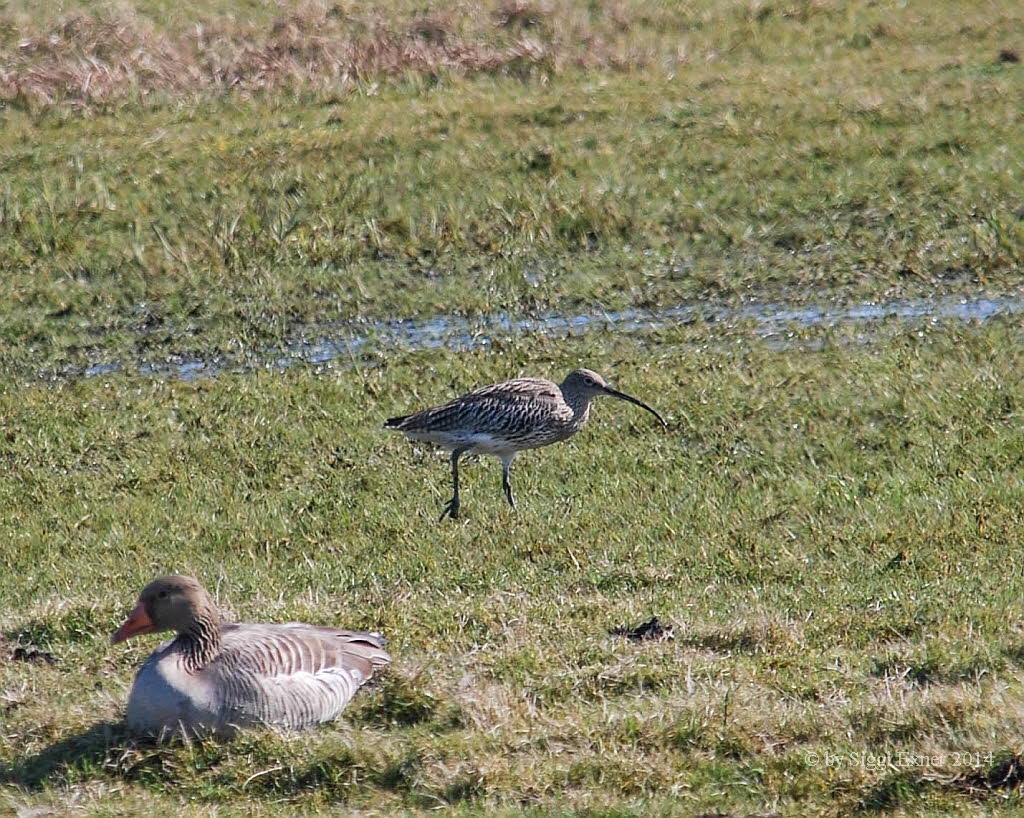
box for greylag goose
[111,575,390,736]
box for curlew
[384,368,666,520]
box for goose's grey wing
[209,624,390,730]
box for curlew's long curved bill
[603,387,667,428]
[111,602,157,644]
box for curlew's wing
[209,624,390,730]
[384,377,567,436]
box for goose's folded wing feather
[208,624,390,728]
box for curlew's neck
[174,608,223,673]
[560,384,595,429]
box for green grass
[5,318,1024,815]
[0,0,1022,376]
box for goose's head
[111,575,214,643]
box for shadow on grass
[0,720,135,790]
[1000,643,1024,666]
[857,753,1024,811]
[351,670,465,731]
[0,679,465,800]
[0,721,194,792]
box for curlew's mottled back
[385,369,666,520]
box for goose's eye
[158,590,169,599]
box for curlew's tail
[383,414,411,430]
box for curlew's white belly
[404,429,521,456]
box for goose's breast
[125,649,220,734]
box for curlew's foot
[439,497,461,522]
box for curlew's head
[111,575,219,643]
[561,369,667,427]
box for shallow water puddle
[71,293,1024,382]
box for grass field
[3,0,1024,815]
[2,0,1022,377]
[6,320,1024,816]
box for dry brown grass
[0,0,677,109]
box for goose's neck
[175,609,223,672]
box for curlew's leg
[440,447,469,522]
[501,456,516,510]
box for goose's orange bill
[111,602,157,644]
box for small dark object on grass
[884,550,907,570]
[998,49,1020,63]
[496,0,546,29]
[409,13,453,45]
[610,616,673,642]
[8,646,58,665]
[953,753,1024,792]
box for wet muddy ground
[62,291,1024,382]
